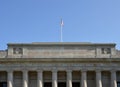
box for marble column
[37,70,43,87]
[81,70,87,87]
[96,70,102,87]
[111,70,117,87]
[23,70,28,87]
[7,71,13,87]
[67,70,72,87]
[52,70,57,87]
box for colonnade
[7,70,117,87]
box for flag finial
[60,19,64,27]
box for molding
[7,42,116,46]
[0,58,120,63]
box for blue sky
[0,0,120,50]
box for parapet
[0,50,7,58]
[2,42,118,58]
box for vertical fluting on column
[7,71,13,87]
[96,70,102,87]
[52,70,57,87]
[81,70,87,87]
[23,70,28,87]
[67,70,72,87]
[111,70,117,87]
[37,70,43,87]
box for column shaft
[37,71,43,87]
[67,70,72,87]
[96,71,102,87]
[111,71,117,87]
[81,71,87,87]
[52,70,57,87]
[7,71,13,87]
[23,71,28,87]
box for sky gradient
[0,0,120,49]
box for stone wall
[26,46,96,58]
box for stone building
[0,42,120,87]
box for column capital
[111,70,116,73]
[37,70,43,73]
[7,70,13,73]
[66,70,72,73]
[96,70,101,73]
[81,69,87,72]
[22,70,28,73]
[52,70,58,73]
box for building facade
[0,42,120,87]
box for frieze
[0,62,120,71]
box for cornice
[7,42,116,47]
[0,58,120,64]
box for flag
[60,19,64,27]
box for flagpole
[60,18,63,42]
[61,25,63,42]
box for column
[37,70,43,87]
[81,70,87,87]
[52,70,57,87]
[96,70,102,87]
[111,70,117,87]
[23,70,28,87]
[7,71,13,87]
[67,70,72,87]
